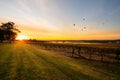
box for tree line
[0,21,20,43]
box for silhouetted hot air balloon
[83,18,85,21]
[73,24,75,27]
[102,22,105,25]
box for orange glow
[16,35,29,40]
[16,25,120,40]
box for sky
[0,0,120,40]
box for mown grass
[0,42,120,80]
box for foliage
[0,21,20,43]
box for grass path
[0,42,120,80]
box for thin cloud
[15,0,32,13]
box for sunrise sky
[0,0,120,40]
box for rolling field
[0,41,120,80]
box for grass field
[0,41,120,80]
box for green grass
[0,42,120,80]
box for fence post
[72,47,75,57]
[101,53,104,62]
[78,48,81,57]
[116,49,120,63]
[89,49,92,60]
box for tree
[0,29,4,43]
[0,21,20,43]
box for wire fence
[27,41,120,64]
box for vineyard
[27,40,120,63]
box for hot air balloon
[73,24,75,27]
[84,27,86,29]
[83,18,85,21]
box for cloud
[34,0,54,12]
[15,0,32,13]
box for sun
[16,35,29,40]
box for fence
[27,41,120,63]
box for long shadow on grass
[27,47,99,80]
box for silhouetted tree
[0,29,4,43]
[0,21,20,43]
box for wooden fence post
[89,49,92,60]
[101,53,104,62]
[78,48,81,57]
[72,47,75,57]
[116,49,120,63]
